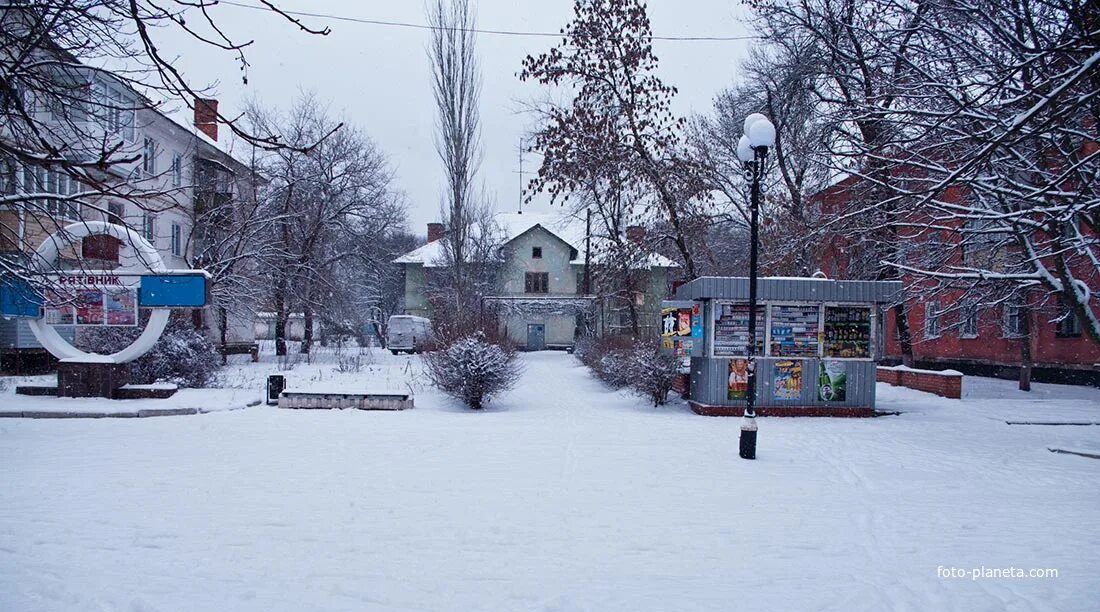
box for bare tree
[248,95,406,355]
[873,0,1100,345]
[690,42,832,277]
[746,0,1099,383]
[748,0,945,365]
[427,0,482,312]
[187,145,276,349]
[519,0,708,279]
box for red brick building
[814,175,1100,386]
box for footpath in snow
[1,350,1098,611]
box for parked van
[386,315,432,354]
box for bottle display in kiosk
[823,306,872,358]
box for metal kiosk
[662,276,902,417]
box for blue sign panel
[139,274,208,308]
[0,277,43,318]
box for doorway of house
[526,324,546,351]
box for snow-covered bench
[277,385,413,410]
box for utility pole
[584,208,592,295]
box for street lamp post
[736,113,776,460]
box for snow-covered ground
[1,348,1098,611]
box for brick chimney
[427,222,445,243]
[626,225,646,243]
[194,98,219,142]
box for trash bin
[267,374,285,406]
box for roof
[393,210,679,269]
[674,276,903,303]
[163,110,253,171]
[393,239,447,267]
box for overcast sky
[156,1,752,234]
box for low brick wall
[877,366,962,399]
[671,374,690,398]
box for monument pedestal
[57,361,131,398]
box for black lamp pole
[739,145,766,460]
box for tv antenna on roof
[513,136,527,214]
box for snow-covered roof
[393,210,679,269]
[393,239,448,267]
[497,212,586,251]
[163,111,253,171]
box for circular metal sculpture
[28,221,171,364]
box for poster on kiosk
[659,300,704,358]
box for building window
[532,246,542,259]
[0,158,16,195]
[961,304,978,339]
[525,272,549,294]
[107,201,125,224]
[170,223,182,256]
[924,301,940,338]
[143,137,157,176]
[142,213,156,243]
[1055,298,1082,337]
[1003,303,1028,338]
[99,85,135,142]
[171,153,182,187]
[21,165,80,220]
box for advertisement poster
[677,310,691,336]
[818,360,848,401]
[75,289,104,325]
[728,358,749,400]
[661,307,686,336]
[773,360,802,400]
[105,288,137,326]
[43,290,76,325]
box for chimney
[626,225,646,243]
[427,222,445,243]
[194,98,219,142]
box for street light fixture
[736,113,775,460]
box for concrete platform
[278,389,413,410]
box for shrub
[76,314,222,387]
[424,333,522,409]
[574,335,635,389]
[625,342,681,406]
[574,336,680,405]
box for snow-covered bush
[575,336,679,405]
[625,343,681,406]
[574,335,635,389]
[424,334,522,409]
[76,315,222,387]
[572,335,598,364]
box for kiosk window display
[823,306,872,358]
[768,304,821,358]
[713,302,765,357]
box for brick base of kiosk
[688,401,874,418]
